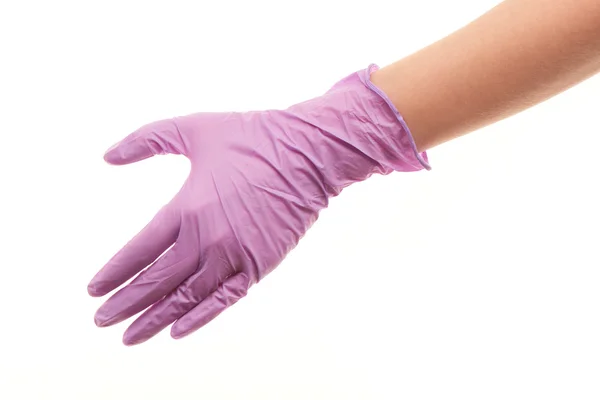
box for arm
[90,0,600,346]
[371,0,600,152]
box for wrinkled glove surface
[88,64,430,345]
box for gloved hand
[88,64,430,345]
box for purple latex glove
[88,64,430,345]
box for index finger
[88,205,180,297]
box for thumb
[104,118,187,165]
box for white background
[1,0,599,398]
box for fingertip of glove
[93,305,116,328]
[87,282,105,297]
[122,331,142,347]
[103,147,124,165]
[94,314,106,328]
[170,326,187,340]
[122,339,138,347]
[104,142,154,165]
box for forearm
[371,0,600,152]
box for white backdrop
[1,1,599,399]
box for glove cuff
[357,64,431,172]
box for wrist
[278,65,430,195]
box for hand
[88,65,429,346]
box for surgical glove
[88,64,430,345]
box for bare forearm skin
[371,0,600,152]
